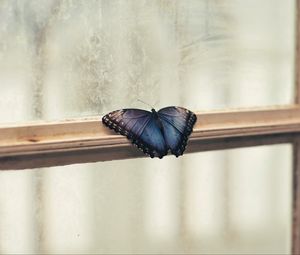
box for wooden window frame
[0,2,299,254]
[0,105,299,169]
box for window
[0,1,298,254]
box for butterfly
[102,106,197,159]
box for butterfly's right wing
[102,109,168,158]
[157,106,197,157]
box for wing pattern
[158,107,197,157]
[102,109,168,158]
[102,106,197,158]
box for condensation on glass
[0,144,292,254]
[0,0,296,124]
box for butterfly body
[102,106,197,158]
[150,108,164,131]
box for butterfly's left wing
[157,106,197,157]
[102,109,168,158]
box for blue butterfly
[102,106,197,158]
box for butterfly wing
[102,109,168,158]
[157,106,197,157]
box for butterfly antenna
[137,99,154,109]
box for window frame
[0,105,300,169]
[0,1,299,254]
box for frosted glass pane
[0,0,295,124]
[0,144,292,254]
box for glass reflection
[0,144,292,254]
[0,0,295,124]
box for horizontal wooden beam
[1,105,300,170]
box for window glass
[0,144,292,254]
[0,0,295,124]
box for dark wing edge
[158,107,197,157]
[102,109,168,159]
[174,110,197,157]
